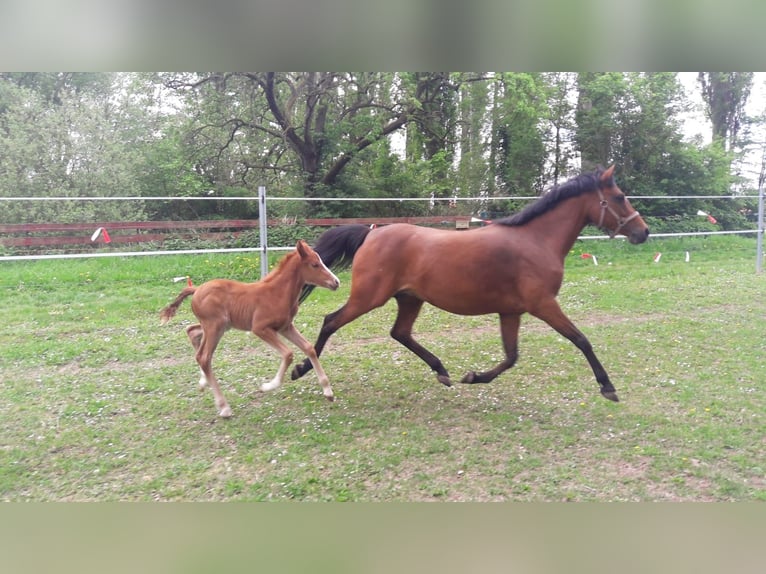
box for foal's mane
[495,167,611,227]
[263,249,300,281]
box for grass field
[1,234,764,501]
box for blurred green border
[2,1,765,573]
[0,0,765,70]
[1,504,765,573]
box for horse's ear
[296,239,309,258]
[601,165,615,181]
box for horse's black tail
[299,224,372,302]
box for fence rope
[0,192,760,263]
[0,195,760,201]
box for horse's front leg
[292,296,382,381]
[293,278,394,381]
[254,328,293,394]
[281,323,334,401]
[460,313,520,385]
[530,299,618,402]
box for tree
[542,72,578,186]
[572,72,743,229]
[698,72,753,152]
[574,72,625,171]
[491,73,548,196]
[455,76,490,200]
[614,73,687,183]
[164,73,461,202]
[0,72,113,106]
[0,73,188,224]
[0,71,756,236]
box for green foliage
[492,73,548,194]
[698,72,754,150]
[572,72,754,229]
[0,74,159,224]
[575,72,626,170]
[232,225,323,249]
[1,72,764,237]
[139,125,208,202]
[642,216,718,235]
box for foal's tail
[159,287,197,325]
[299,224,372,302]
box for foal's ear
[296,239,309,258]
[601,165,616,181]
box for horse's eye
[614,194,626,203]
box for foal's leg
[192,323,233,417]
[460,313,520,385]
[185,324,207,391]
[389,293,452,386]
[530,299,618,402]
[254,327,295,394]
[281,323,334,401]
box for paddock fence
[1,186,765,273]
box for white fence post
[258,185,268,278]
[757,184,764,273]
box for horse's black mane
[495,167,611,227]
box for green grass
[1,235,764,500]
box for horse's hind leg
[461,313,520,385]
[531,299,618,402]
[389,293,452,386]
[192,324,232,417]
[185,324,207,391]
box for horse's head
[590,165,650,244]
[297,240,340,290]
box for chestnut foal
[160,240,340,417]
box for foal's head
[588,165,650,244]
[296,240,340,290]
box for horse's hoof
[460,371,476,384]
[437,374,452,387]
[601,390,620,402]
[325,394,335,402]
[219,406,233,418]
[290,366,303,380]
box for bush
[641,212,756,235]
[643,215,719,235]
[232,225,323,249]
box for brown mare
[293,165,649,402]
[159,240,340,417]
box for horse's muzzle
[628,227,650,244]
